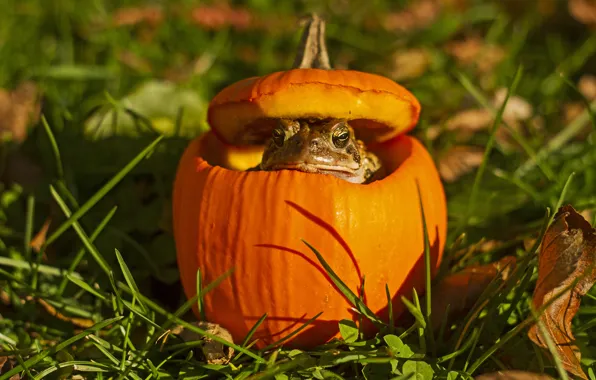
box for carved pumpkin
[173,15,447,348]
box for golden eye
[332,127,350,148]
[272,128,285,147]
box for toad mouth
[268,162,359,176]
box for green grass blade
[260,311,323,351]
[41,115,64,179]
[115,248,147,314]
[302,239,384,326]
[50,185,111,276]
[516,97,596,177]
[23,195,34,262]
[56,206,117,295]
[43,135,164,248]
[0,317,123,380]
[550,172,575,224]
[415,180,436,356]
[65,273,107,301]
[385,284,394,330]
[465,65,524,228]
[196,268,206,321]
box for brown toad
[249,118,383,184]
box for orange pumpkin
[173,15,447,348]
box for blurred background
[1,0,595,311]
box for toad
[249,118,383,184]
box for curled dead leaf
[569,0,596,26]
[437,145,484,183]
[475,370,554,380]
[179,322,235,364]
[431,256,517,331]
[528,205,596,380]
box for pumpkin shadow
[252,199,442,347]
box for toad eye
[332,127,350,148]
[272,128,286,147]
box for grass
[1,0,596,378]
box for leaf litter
[527,205,596,379]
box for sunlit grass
[0,0,596,378]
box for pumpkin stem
[292,13,332,70]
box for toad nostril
[310,140,319,149]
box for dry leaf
[527,205,596,380]
[112,6,163,27]
[492,88,533,122]
[30,218,51,253]
[0,81,41,144]
[190,4,253,30]
[569,0,596,26]
[0,356,21,380]
[445,37,505,73]
[117,50,153,73]
[437,145,484,182]
[383,0,441,32]
[578,74,596,100]
[475,370,554,380]
[37,298,95,329]
[445,109,493,132]
[390,48,430,81]
[179,322,235,364]
[431,256,516,330]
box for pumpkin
[173,15,447,348]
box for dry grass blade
[527,204,596,380]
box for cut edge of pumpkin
[208,81,420,146]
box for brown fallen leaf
[112,6,163,27]
[475,370,554,380]
[0,81,41,144]
[0,356,21,380]
[569,0,596,26]
[437,145,484,183]
[445,36,506,73]
[382,0,441,32]
[189,4,253,30]
[527,205,596,380]
[431,256,517,331]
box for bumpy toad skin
[251,118,382,184]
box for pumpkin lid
[207,15,421,146]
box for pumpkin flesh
[207,68,421,146]
[173,131,447,348]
